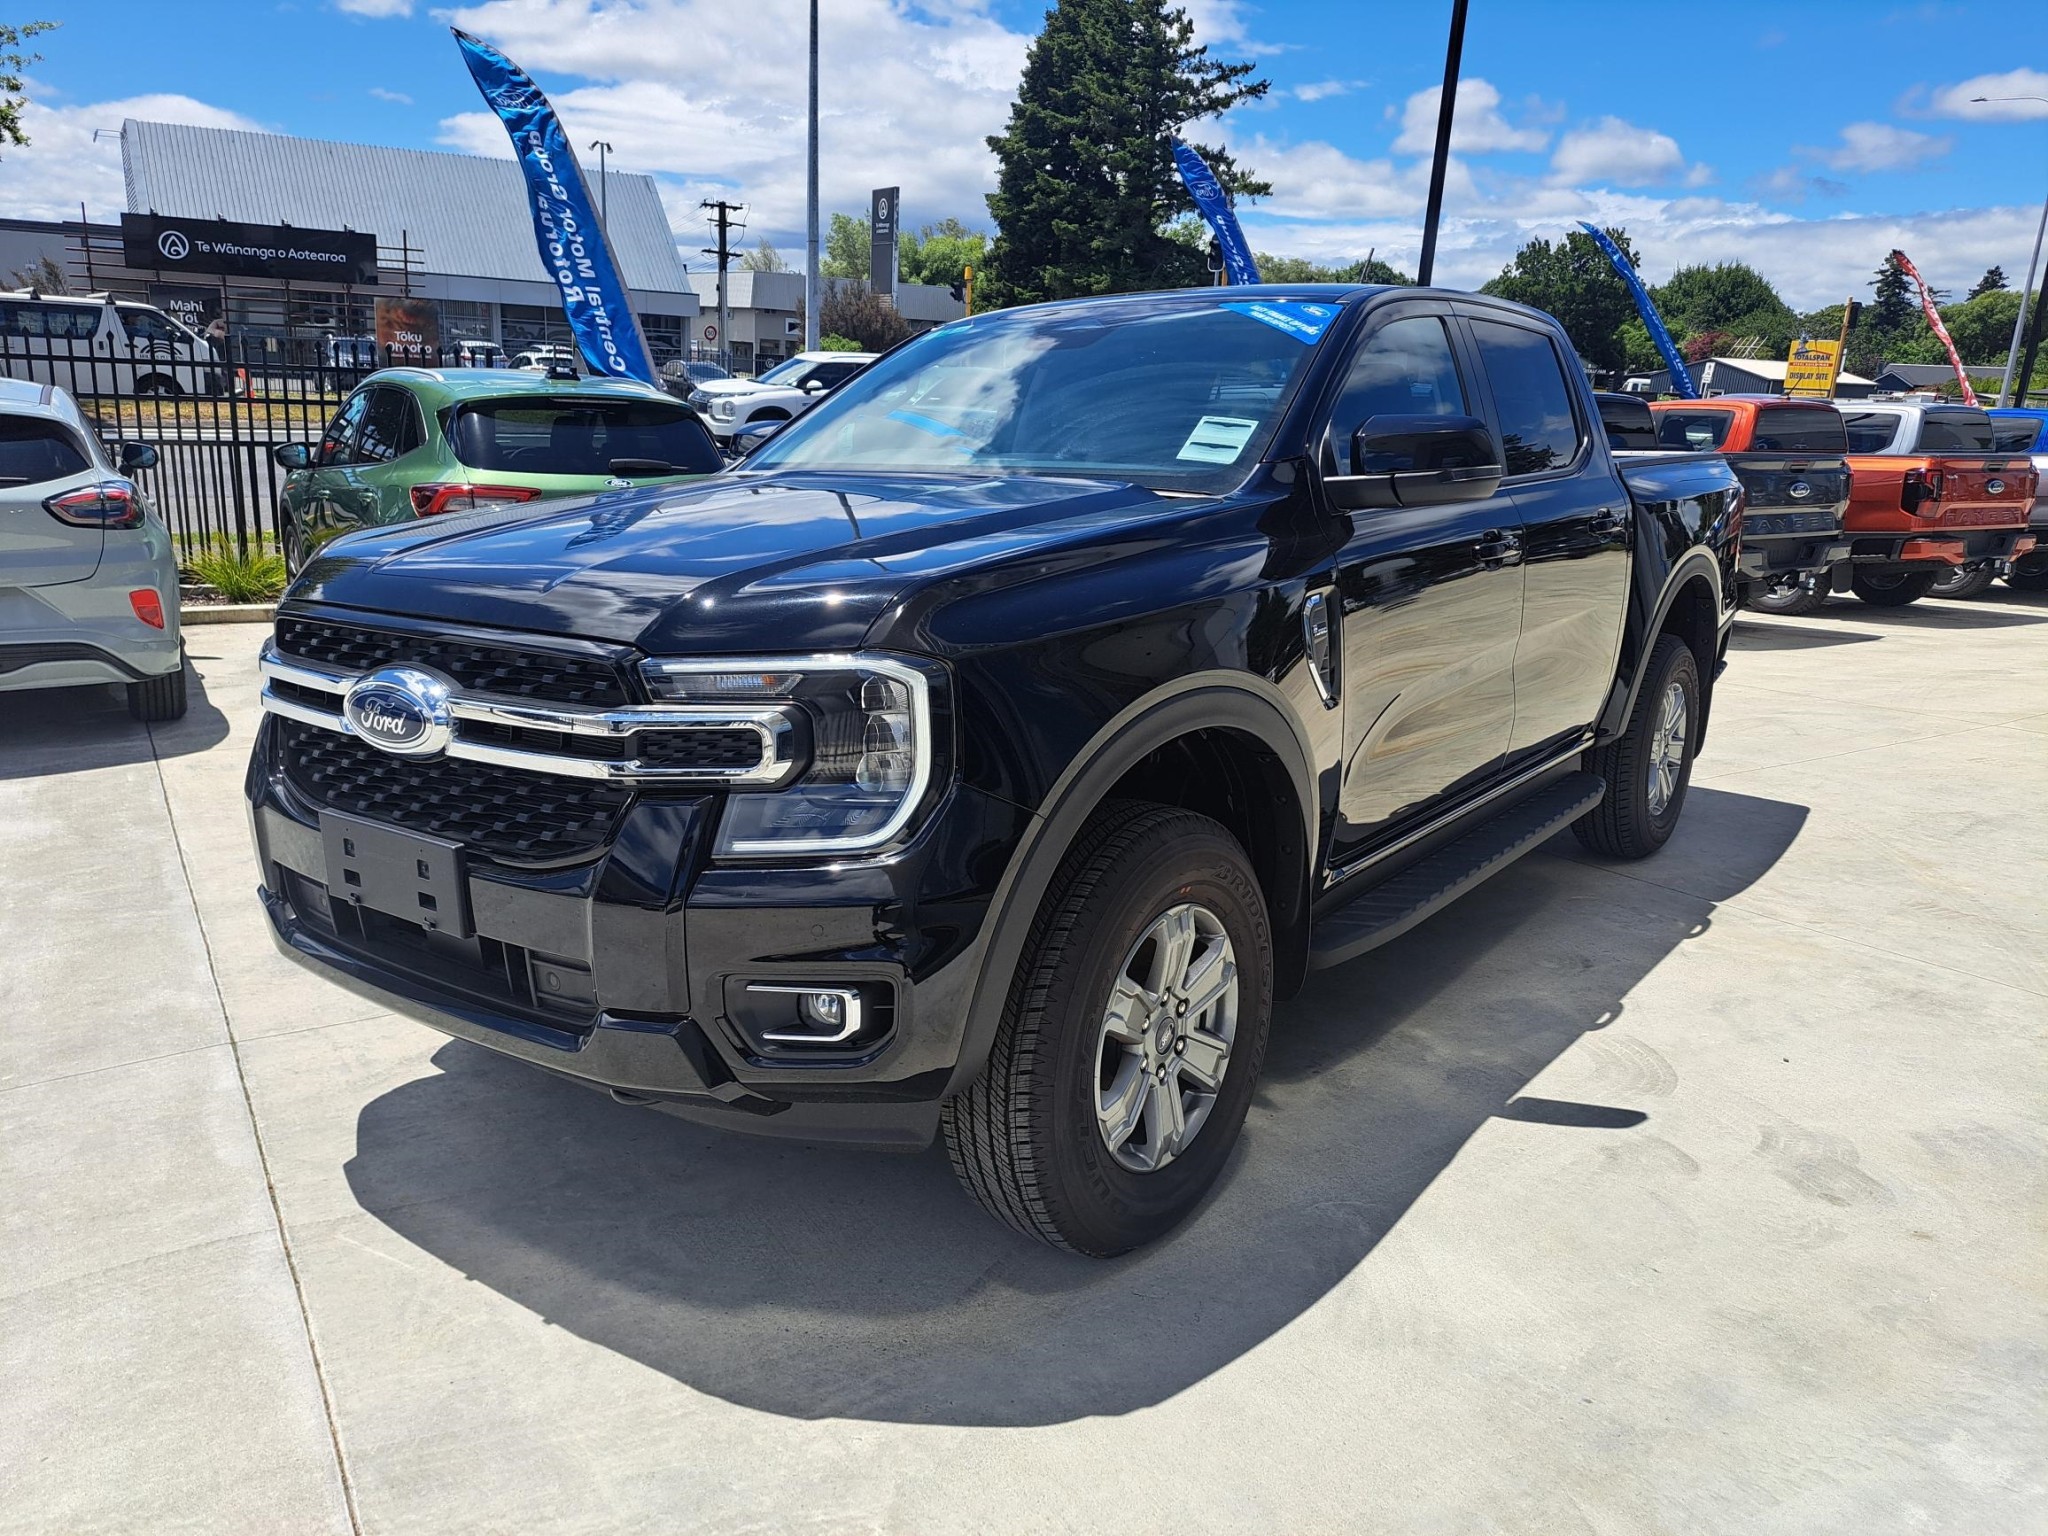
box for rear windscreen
[1750,407,1847,454]
[0,416,91,487]
[1992,417,2045,453]
[1841,412,1903,453]
[1596,396,1657,450]
[447,397,724,476]
[1917,410,1995,451]
[1654,410,1734,450]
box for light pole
[805,0,820,353]
[1416,0,1469,287]
[588,140,613,228]
[1974,96,2048,407]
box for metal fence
[1,332,519,553]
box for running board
[1308,772,1606,970]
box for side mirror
[1325,414,1502,510]
[800,376,829,394]
[731,421,784,456]
[273,443,311,471]
[117,441,158,471]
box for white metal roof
[1699,356,1876,387]
[121,120,690,296]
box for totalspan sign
[1783,338,1842,399]
[121,213,379,285]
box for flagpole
[804,0,820,353]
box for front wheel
[942,801,1274,1256]
[1850,567,1937,607]
[1929,564,1998,599]
[1747,572,1831,615]
[1574,632,1699,861]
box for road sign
[1784,338,1841,398]
[703,323,718,342]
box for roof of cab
[362,367,672,404]
[0,375,87,426]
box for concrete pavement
[3,591,2044,1534]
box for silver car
[0,377,185,720]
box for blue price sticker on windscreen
[1221,300,1338,344]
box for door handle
[1587,507,1627,536]
[1475,528,1523,566]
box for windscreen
[0,417,91,487]
[1654,410,1735,450]
[1751,407,1848,453]
[1841,411,1904,453]
[1917,410,1995,451]
[1992,415,2046,453]
[757,357,813,385]
[447,397,723,476]
[746,297,1335,492]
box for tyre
[1573,632,1699,861]
[2005,551,2048,592]
[126,658,188,722]
[1747,572,1831,615]
[1850,567,1937,607]
[134,373,184,398]
[280,518,305,579]
[1929,564,1998,599]
[942,801,1274,1256]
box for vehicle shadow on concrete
[1730,621,1880,651]
[344,785,1806,1428]
[0,666,229,781]
[1812,600,2048,630]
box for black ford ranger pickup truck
[248,286,1741,1256]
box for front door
[292,389,370,554]
[1322,307,1525,867]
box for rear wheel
[134,373,183,398]
[2004,551,2048,592]
[126,657,188,722]
[1850,567,1938,607]
[942,801,1273,1256]
[1747,572,1831,615]
[1929,564,1998,599]
[280,518,305,579]
[1574,632,1699,861]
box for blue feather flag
[453,29,659,387]
[1172,138,1261,286]
[1579,222,1695,398]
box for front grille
[275,616,631,706]
[632,726,764,768]
[280,720,632,862]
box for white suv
[686,351,875,441]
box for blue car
[1988,408,2048,591]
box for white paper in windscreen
[1176,416,1259,465]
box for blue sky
[9,0,2045,306]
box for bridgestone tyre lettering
[1573,632,1698,861]
[941,800,1273,1256]
[1850,567,1937,607]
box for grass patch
[181,536,288,604]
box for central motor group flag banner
[453,29,659,387]
[1579,222,1697,399]
[1172,138,1260,287]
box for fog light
[747,983,864,1045]
[800,991,846,1030]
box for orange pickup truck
[1819,401,2038,608]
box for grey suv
[0,377,185,720]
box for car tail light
[408,483,546,517]
[1900,469,1943,515]
[44,480,144,529]
[129,589,165,629]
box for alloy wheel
[1646,678,1689,819]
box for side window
[355,387,423,464]
[116,308,179,347]
[1470,319,1583,476]
[1327,315,1468,475]
[45,305,101,341]
[318,392,371,466]
[813,361,862,388]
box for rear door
[1323,305,1525,864]
[1465,315,1629,758]
[0,411,106,585]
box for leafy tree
[1870,254,1914,331]
[7,253,67,293]
[819,334,864,352]
[1969,265,2008,300]
[1651,262,1799,353]
[821,212,870,279]
[1254,253,1412,284]
[817,281,911,351]
[0,21,55,152]
[982,0,1269,308]
[900,218,988,288]
[1478,226,1642,373]
[740,236,789,273]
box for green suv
[273,369,725,574]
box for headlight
[640,654,939,856]
[710,397,738,422]
[687,390,710,410]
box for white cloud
[1548,116,1694,187]
[334,0,414,16]
[1391,78,1549,156]
[367,86,413,105]
[1811,121,1950,173]
[1924,68,2048,119]
[1292,80,1362,103]
[0,90,265,221]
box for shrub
[181,536,287,603]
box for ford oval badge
[1788,481,1812,500]
[1987,478,2006,496]
[343,666,453,757]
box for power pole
[1416,0,1468,287]
[588,140,613,229]
[701,198,744,372]
[805,0,820,353]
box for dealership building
[0,119,700,362]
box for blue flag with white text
[1172,138,1260,287]
[453,29,659,387]
[1579,222,1696,399]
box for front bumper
[247,716,1032,1147]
